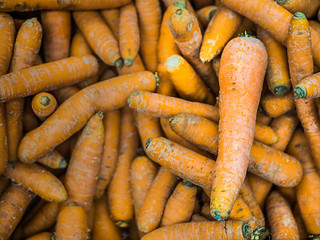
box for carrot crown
[293,85,307,99]
[173,0,187,9]
[293,12,306,19]
[39,95,51,107]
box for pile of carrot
[1,0,320,239]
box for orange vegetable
[261,92,295,118]
[31,92,58,121]
[256,111,272,125]
[294,72,320,99]
[23,97,39,133]
[116,54,145,75]
[196,5,218,27]
[0,103,8,175]
[52,86,80,104]
[277,0,320,18]
[191,214,209,222]
[254,123,278,145]
[100,68,117,81]
[37,150,67,169]
[293,203,309,240]
[101,8,120,40]
[25,232,54,240]
[0,176,9,195]
[247,174,272,208]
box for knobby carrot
[136,0,161,72]
[247,173,272,208]
[162,0,197,17]
[141,221,252,240]
[108,107,138,226]
[41,11,71,62]
[294,72,320,99]
[257,27,290,96]
[196,5,218,27]
[0,104,8,175]
[25,232,54,240]
[137,167,179,233]
[37,150,67,169]
[94,110,120,198]
[52,86,80,104]
[55,204,88,240]
[266,191,299,240]
[119,3,140,67]
[65,113,104,215]
[73,11,123,67]
[19,71,157,163]
[0,184,34,240]
[4,161,67,202]
[277,0,320,18]
[31,92,58,121]
[0,55,99,102]
[200,5,242,63]
[23,97,39,133]
[261,92,295,118]
[101,8,120,40]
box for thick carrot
[21,201,59,238]
[141,221,252,240]
[169,8,219,95]
[161,180,197,226]
[294,72,320,99]
[93,193,122,240]
[200,5,242,63]
[257,27,290,97]
[55,204,88,240]
[293,203,309,240]
[119,3,140,67]
[247,174,273,208]
[41,11,71,62]
[31,92,57,121]
[94,110,120,198]
[0,176,9,195]
[37,150,67,169]
[108,107,138,226]
[52,86,80,104]
[137,167,179,233]
[131,156,158,219]
[261,92,295,118]
[287,129,320,234]
[0,184,34,240]
[19,71,157,163]
[0,55,98,102]
[4,161,67,202]
[73,11,123,67]
[266,191,299,240]
[101,8,120,40]
[23,97,39,133]
[0,104,8,175]
[277,0,320,18]
[196,5,218,27]
[25,232,54,240]
[135,0,161,72]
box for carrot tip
[145,138,153,149]
[154,72,160,86]
[173,0,187,9]
[293,86,306,99]
[67,203,78,206]
[116,220,129,228]
[182,179,194,187]
[273,85,289,97]
[124,58,133,67]
[210,209,229,221]
[242,224,253,239]
[252,227,269,240]
[165,55,181,70]
[39,95,51,106]
[114,58,124,69]
[59,159,67,169]
[96,111,104,120]
[209,9,218,20]
[168,116,176,124]
[293,12,306,18]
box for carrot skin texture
[23,97,39,133]
[196,5,218,27]
[294,72,320,98]
[18,71,157,164]
[247,173,272,208]
[261,92,295,118]
[0,104,8,175]
[278,0,320,18]
[293,203,309,240]
[52,86,80,104]
[25,232,53,240]
[101,8,120,41]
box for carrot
[253,123,278,145]
[131,156,158,219]
[193,197,201,214]
[25,232,54,240]
[19,71,157,163]
[247,173,272,208]
[93,193,122,240]
[256,111,272,125]
[21,201,59,238]
[0,55,98,102]
[165,55,215,104]
[266,191,299,240]
[276,186,296,206]
[0,176,9,195]
[108,107,138,226]
[52,86,80,104]
[55,203,88,240]
[4,161,67,202]
[128,91,219,123]
[257,27,290,97]
[73,11,123,68]
[169,8,219,95]
[196,5,218,27]
[276,0,320,18]
[261,92,295,118]
[191,214,209,222]
[293,203,309,240]
[294,72,320,99]
[41,11,71,62]
[31,92,57,121]
[116,54,145,75]
[36,150,67,169]
[201,202,215,220]
[101,8,120,41]
[23,97,39,133]
[0,103,8,175]
[232,18,254,38]
[94,110,120,198]
[200,5,242,63]
[119,3,140,67]
[141,221,252,240]
[161,180,197,226]
[287,128,320,234]
[193,0,215,9]
[100,68,117,81]
[137,167,179,233]
[162,0,197,17]
[211,56,220,78]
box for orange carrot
[116,54,145,75]
[108,107,138,226]
[52,86,80,104]
[293,203,309,240]
[266,191,299,240]
[200,5,243,63]
[162,0,197,17]
[196,5,218,27]
[254,123,278,145]
[41,11,71,62]
[37,150,67,169]
[277,0,320,18]
[119,3,140,67]
[191,214,209,222]
[256,111,272,125]
[31,92,57,121]
[276,186,296,206]
[94,110,120,198]
[55,203,88,240]
[4,161,67,202]
[261,92,295,118]
[25,232,54,240]
[0,103,8,175]
[294,72,320,99]
[232,18,254,37]
[247,174,272,208]
[137,167,179,233]
[101,8,120,41]
[211,57,220,78]
[100,68,117,81]
[73,11,123,67]
[193,0,215,9]
[136,0,161,72]
[19,71,157,164]
[23,97,39,133]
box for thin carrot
[108,107,138,226]
[31,92,57,121]
[137,167,179,233]
[41,11,71,62]
[52,86,80,104]
[294,72,320,99]
[247,174,272,208]
[23,97,39,133]
[4,161,67,202]
[94,110,120,198]
[25,232,54,240]
[257,27,290,97]
[0,176,9,195]
[196,5,218,27]
[101,8,120,41]
[266,191,299,240]
[36,150,67,169]
[0,103,8,175]
[73,11,123,67]
[200,5,242,63]
[261,92,295,118]
[55,203,88,240]
[276,0,320,18]
[136,0,162,72]
[19,71,157,163]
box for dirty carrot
[4,161,67,202]
[196,5,218,27]
[19,71,157,163]
[31,92,57,121]
[261,92,295,118]
[52,86,80,104]
[94,110,120,198]
[36,150,67,169]
[108,107,138,226]
[247,174,272,208]
[25,232,54,240]
[0,104,8,175]
[294,72,320,99]
[23,97,39,133]
[73,11,123,67]
[276,0,320,18]
[101,8,120,40]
